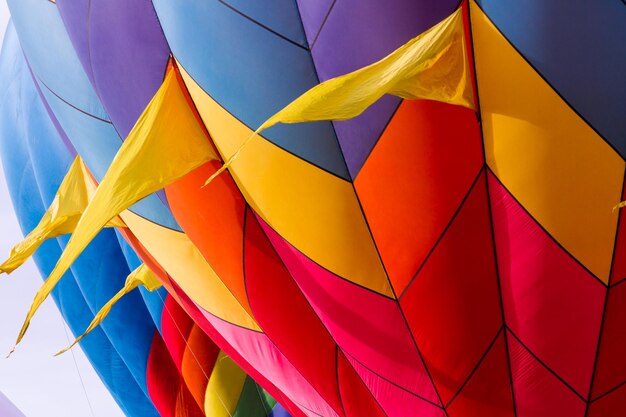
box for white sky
[0,1,124,416]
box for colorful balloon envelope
[0,21,290,417]
[2,0,626,416]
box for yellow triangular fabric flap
[55,264,161,356]
[204,8,472,186]
[261,8,472,128]
[12,67,217,351]
[0,157,126,276]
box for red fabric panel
[118,223,306,416]
[258,214,440,405]
[508,332,586,417]
[244,208,344,415]
[489,172,605,396]
[447,332,514,417]
[401,174,502,403]
[166,280,307,417]
[588,384,626,417]
[165,160,253,316]
[336,350,387,417]
[344,351,445,417]
[146,331,206,417]
[592,282,626,398]
[161,296,195,371]
[355,99,483,295]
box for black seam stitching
[472,0,625,162]
[253,209,391,416]
[175,62,351,182]
[445,327,504,408]
[399,166,485,300]
[217,0,309,51]
[467,1,518,414]
[341,349,443,409]
[507,327,587,402]
[487,168,609,288]
[310,0,337,50]
[241,207,346,417]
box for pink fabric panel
[201,308,340,417]
[489,173,605,396]
[344,351,446,417]
[508,332,586,417]
[258,214,440,405]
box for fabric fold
[55,264,161,356]
[12,65,217,351]
[0,157,124,275]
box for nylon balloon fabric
[1,0,626,416]
[0,19,291,417]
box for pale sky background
[0,1,125,416]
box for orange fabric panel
[355,99,483,295]
[181,325,220,411]
[166,160,253,318]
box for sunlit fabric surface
[1,0,626,416]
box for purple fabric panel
[333,96,400,178]
[307,0,460,176]
[294,0,335,46]
[88,0,170,138]
[51,0,171,206]
[55,0,94,85]
[0,393,26,417]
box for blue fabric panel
[37,84,182,232]
[114,230,167,333]
[152,0,349,179]
[23,103,157,397]
[0,25,159,417]
[477,0,626,157]
[220,0,308,47]
[6,0,107,119]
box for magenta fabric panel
[257,214,440,404]
[489,173,605,396]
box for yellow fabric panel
[0,158,122,275]
[204,351,247,417]
[12,68,219,349]
[120,210,260,331]
[261,9,472,131]
[55,264,161,356]
[470,1,624,282]
[178,63,393,298]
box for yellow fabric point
[12,67,217,351]
[55,264,161,356]
[613,201,626,212]
[204,8,472,187]
[0,157,124,275]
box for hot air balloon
[0,19,290,417]
[2,0,626,416]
